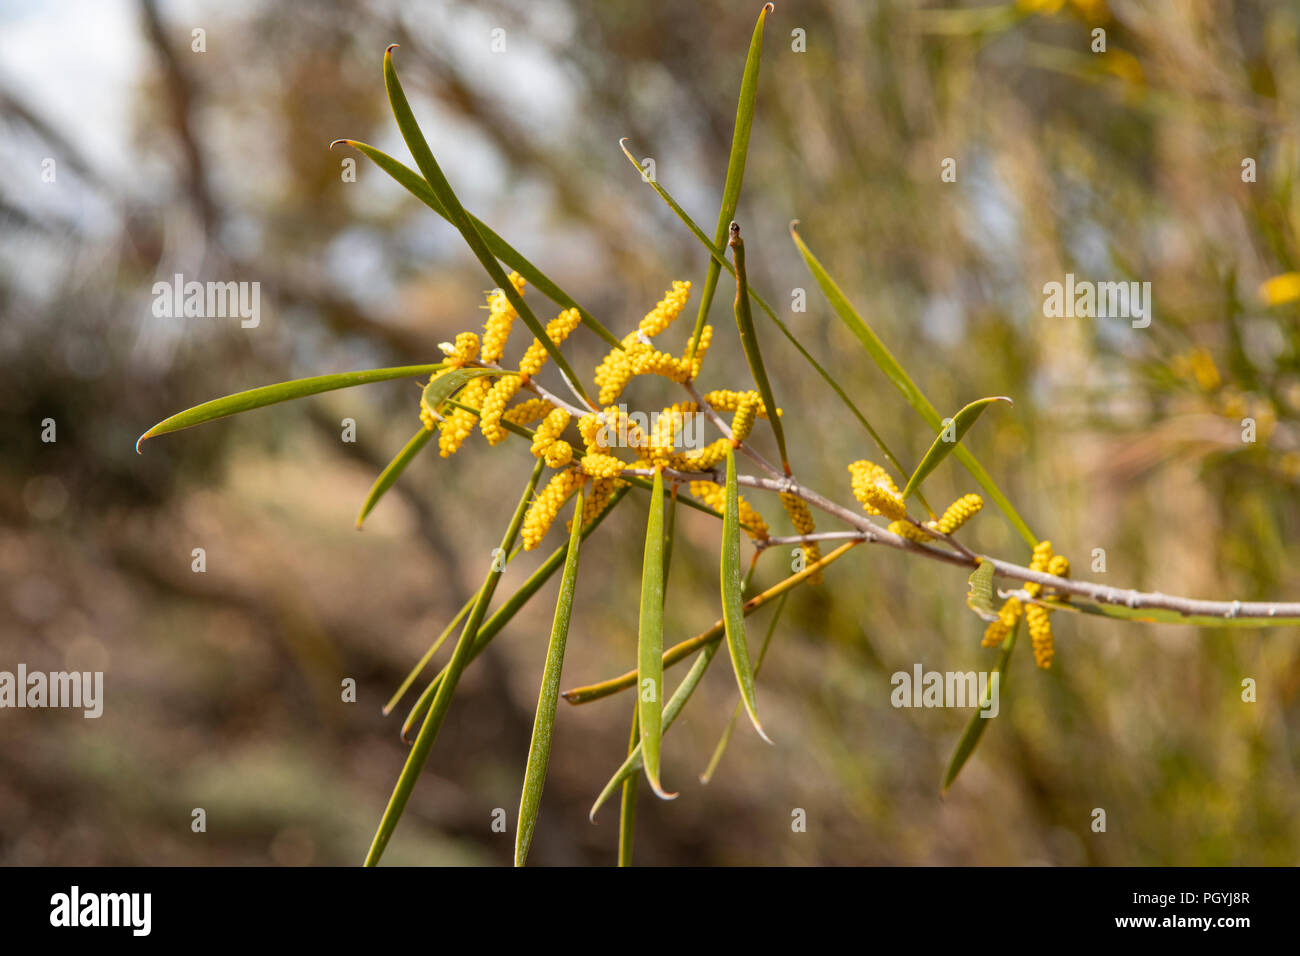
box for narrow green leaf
[722,446,769,741]
[662,484,678,595]
[419,366,503,420]
[563,541,860,706]
[701,590,787,784]
[135,364,445,452]
[943,620,1018,793]
[365,458,546,866]
[965,558,998,623]
[515,486,585,866]
[729,223,789,471]
[616,141,933,514]
[637,468,675,800]
[791,224,1038,547]
[590,639,724,821]
[687,2,773,361]
[400,487,629,739]
[383,46,593,404]
[902,396,1012,500]
[617,700,639,866]
[335,139,624,352]
[356,427,433,528]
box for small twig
[682,380,787,483]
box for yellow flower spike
[628,346,690,384]
[501,398,554,427]
[579,452,627,480]
[519,308,582,378]
[578,413,608,454]
[934,493,984,535]
[780,492,820,581]
[638,280,692,337]
[530,407,572,461]
[1026,603,1055,668]
[440,331,481,367]
[1025,539,1054,598]
[889,519,933,543]
[478,374,522,444]
[730,391,760,443]
[545,440,574,469]
[481,305,515,364]
[703,389,774,419]
[1047,554,1070,579]
[679,437,731,473]
[522,468,585,550]
[982,596,1023,648]
[686,324,712,379]
[594,332,638,405]
[848,460,906,521]
[691,480,769,541]
[437,376,491,458]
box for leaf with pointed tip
[383,46,592,403]
[515,487,585,866]
[687,2,773,360]
[590,639,723,821]
[135,364,445,452]
[702,591,787,784]
[791,224,1038,548]
[587,543,859,821]
[336,139,623,351]
[721,447,769,741]
[637,468,675,800]
[563,541,860,706]
[902,396,1012,500]
[356,428,433,528]
[943,620,1017,793]
[729,224,789,470]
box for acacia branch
[620,467,1300,622]
[459,364,1299,624]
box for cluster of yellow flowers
[417,276,805,552]
[887,492,984,543]
[983,540,1069,668]
[593,281,710,405]
[848,460,907,521]
[417,275,1081,670]
[848,459,989,546]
